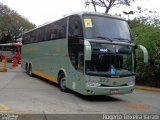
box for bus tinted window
[23,18,67,44]
[68,15,83,38]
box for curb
[135,85,160,92]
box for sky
[0,0,160,26]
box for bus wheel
[26,65,29,75]
[28,65,33,77]
[58,73,68,92]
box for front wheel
[58,73,68,92]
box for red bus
[0,43,22,63]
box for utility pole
[123,11,134,20]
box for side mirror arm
[84,40,91,60]
[138,45,149,63]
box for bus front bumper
[83,85,135,95]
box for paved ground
[0,64,159,119]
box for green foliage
[129,18,160,87]
[0,2,35,43]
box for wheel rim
[29,67,32,75]
[27,66,28,70]
[60,77,66,90]
[26,66,29,74]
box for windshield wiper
[112,38,131,43]
[95,36,113,42]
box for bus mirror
[84,40,91,60]
[137,45,149,63]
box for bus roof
[23,11,126,34]
[0,43,22,46]
[69,11,125,20]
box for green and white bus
[22,12,148,95]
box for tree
[128,17,160,88]
[85,0,135,13]
[0,2,35,43]
[135,6,160,28]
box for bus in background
[0,42,22,63]
[21,12,148,95]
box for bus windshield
[0,46,18,52]
[83,15,131,42]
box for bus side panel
[21,39,69,83]
[22,39,87,94]
[66,66,85,94]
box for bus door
[68,15,84,90]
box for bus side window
[49,19,67,40]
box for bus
[0,42,22,63]
[21,12,148,95]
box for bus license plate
[111,90,119,94]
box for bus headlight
[127,81,135,86]
[86,82,101,87]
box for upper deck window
[83,15,131,42]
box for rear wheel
[28,65,33,77]
[25,64,28,73]
[58,73,68,92]
[26,65,29,75]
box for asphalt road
[0,64,159,120]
